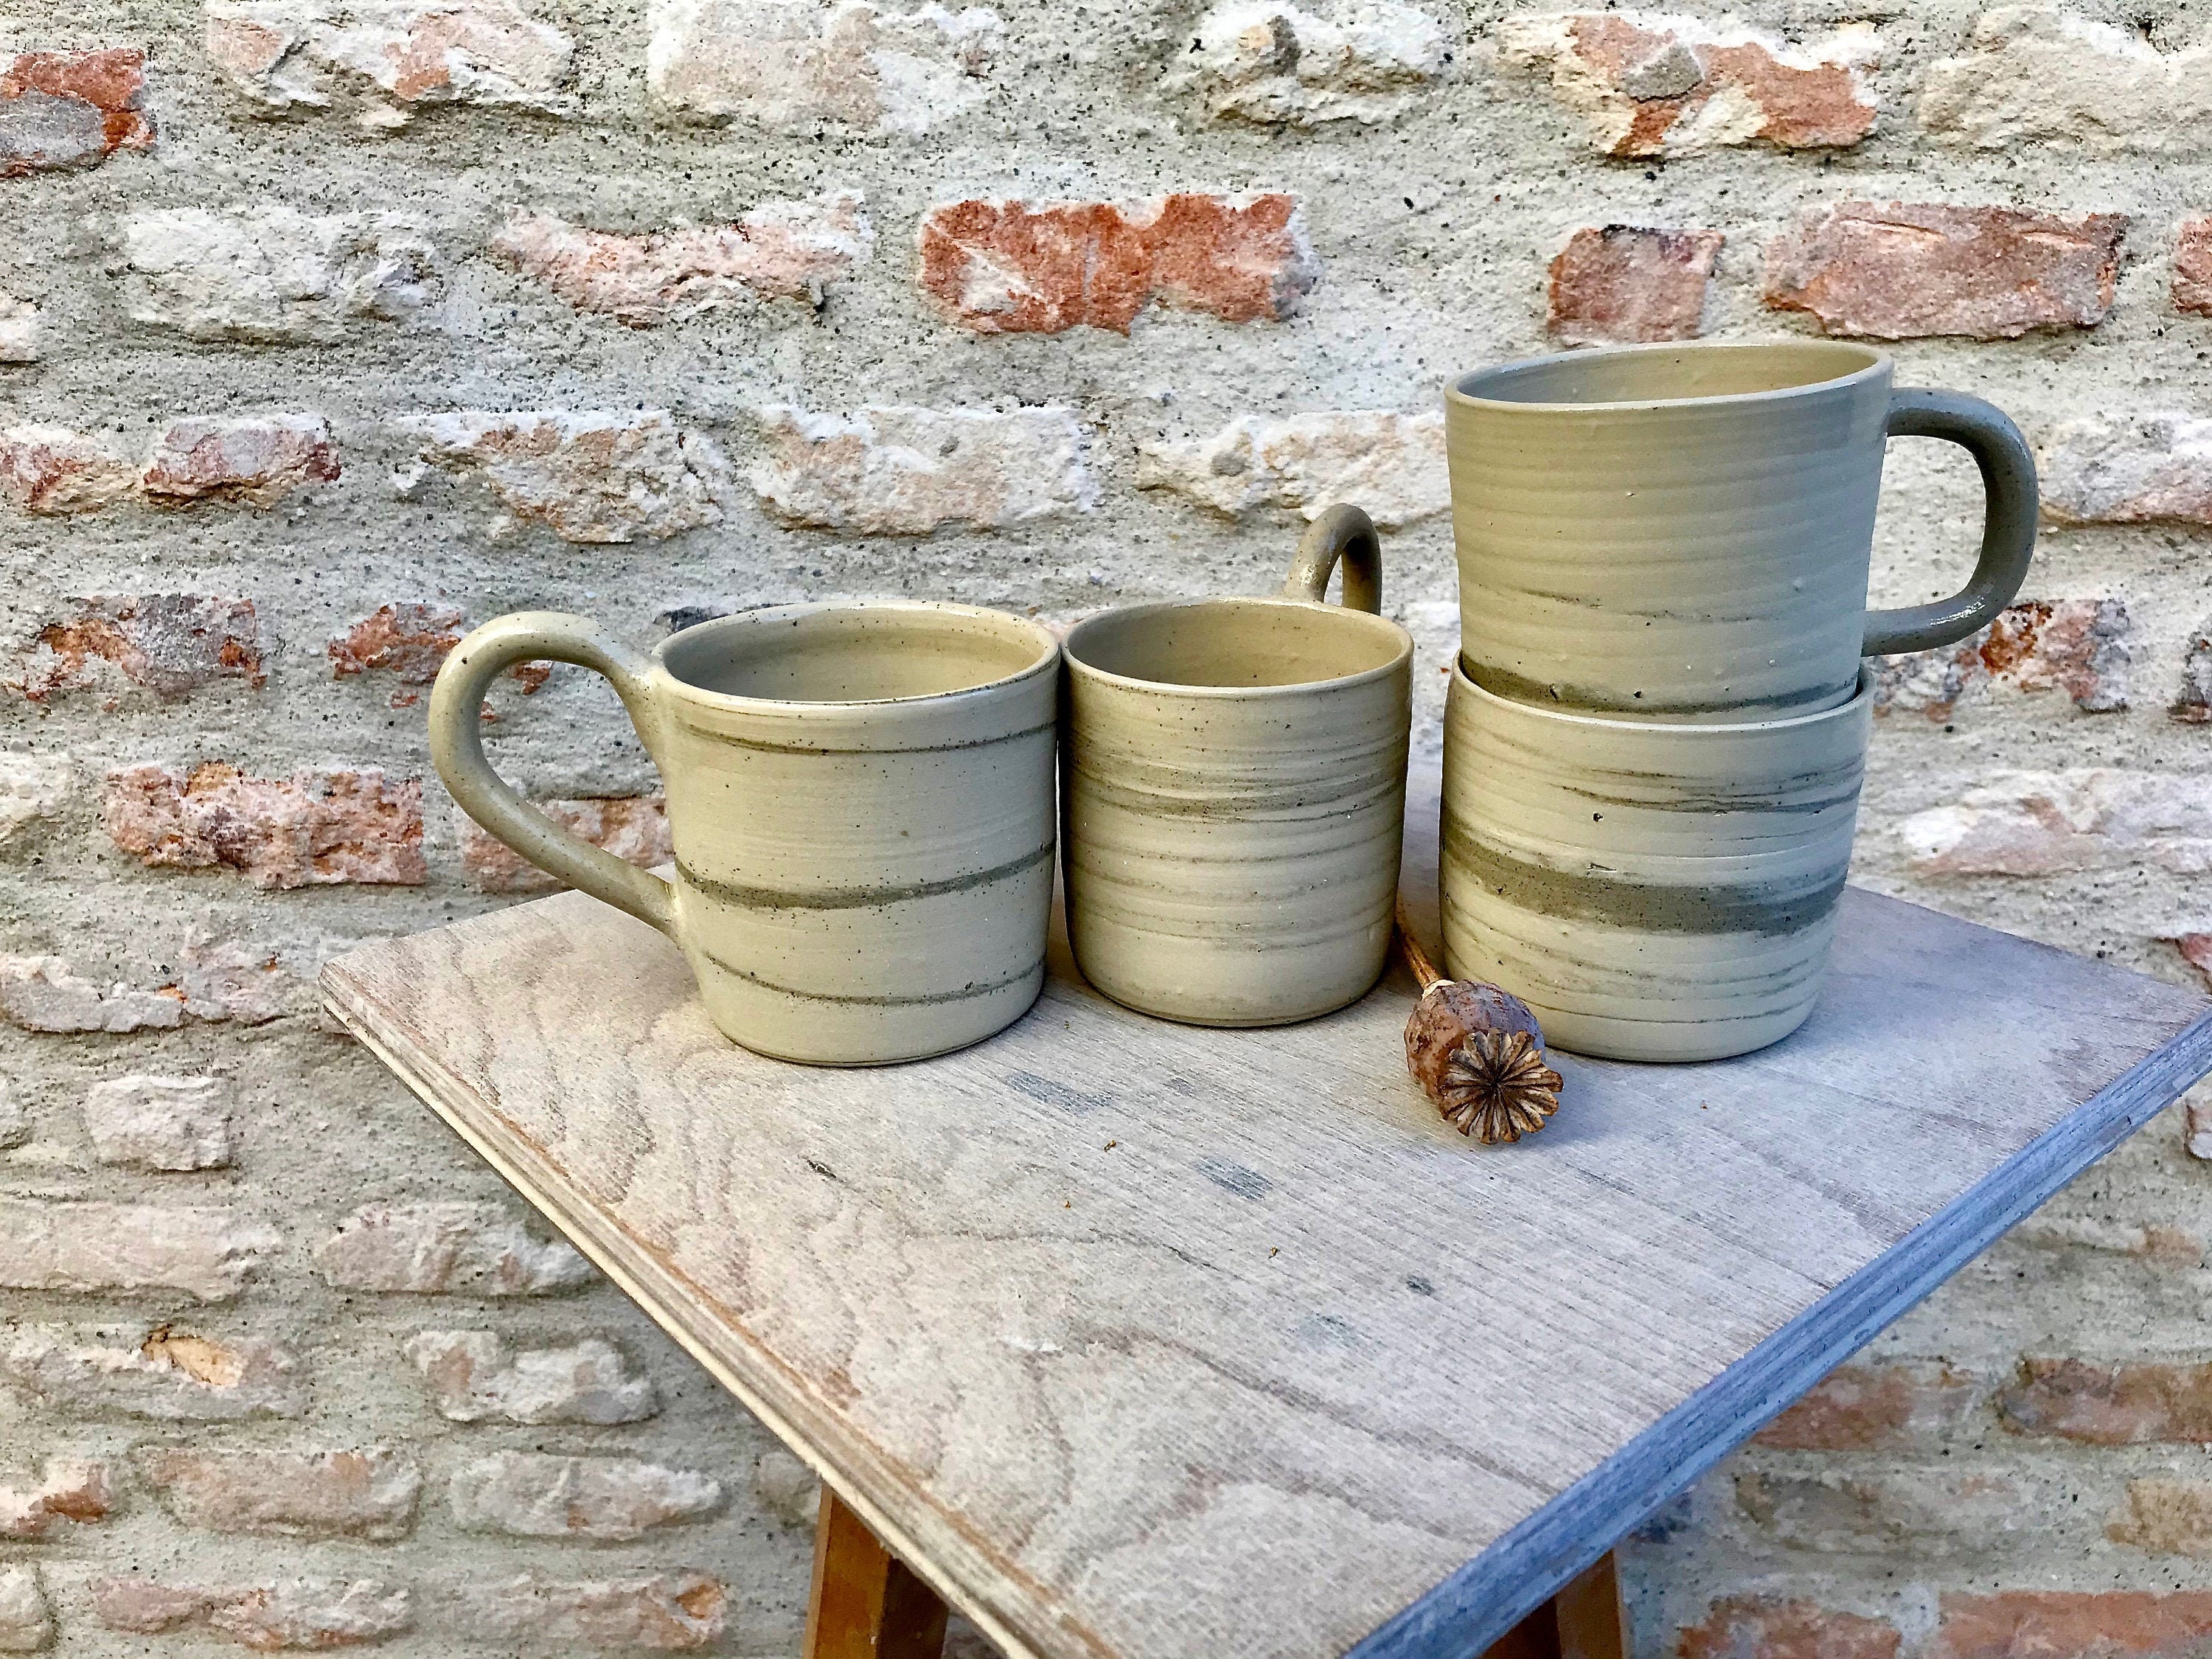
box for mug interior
[1453,341,1885,409]
[661,602,1054,704]
[1065,597,1408,691]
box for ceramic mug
[1447,340,2037,722]
[428,602,1060,1066]
[1060,507,1413,1027]
[1439,660,1873,1062]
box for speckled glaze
[1060,509,1413,1026]
[1440,661,1874,1062]
[428,603,1060,1065]
[1447,340,2038,723]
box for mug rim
[653,597,1060,712]
[1062,594,1414,698]
[1447,339,1891,414]
[1452,656,1874,732]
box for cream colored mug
[1441,661,1873,1062]
[428,602,1060,1065]
[1447,341,2037,722]
[1060,507,1413,1026]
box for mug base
[1519,996,1818,1063]
[1068,942,1387,1029]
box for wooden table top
[321,776,2212,1659]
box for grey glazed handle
[428,611,675,936]
[1282,504,1383,613]
[1863,389,2039,657]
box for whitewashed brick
[0,426,138,515]
[456,1572,726,1651]
[205,0,574,122]
[448,1452,722,1540]
[1136,411,1446,526]
[1174,1,1446,125]
[0,1199,279,1299]
[125,206,437,342]
[1901,771,2212,877]
[0,1083,21,1152]
[105,762,423,889]
[396,410,726,542]
[83,1077,232,1171]
[0,1568,49,1654]
[2011,1214,2203,1266]
[460,797,669,894]
[0,1460,114,1540]
[315,1203,592,1293]
[138,1447,420,1540]
[2177,621,2212,724]
[2043,414,2212,525]
[1734,1466,2030,1552]
[13,594,265,702]
[752,1448,818,1526]
[751,405,1095,533]
[93,1576,412,1646]
[2189,1096,2212,1160]
[1496,10,1879,157]
[0,752,71,844]
[403,1330,657,1424]
[647,0,1002,136]
[492,193,872,324]
[177,936,296,1024]
[141,412,340,505]
[1922,7,2212,153]
[1,1326,303,1419]
[0,955,183,1032]
[1873,598,2132,720]
[0,296,38,364]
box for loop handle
[428,612,675,936]
[1863,389,2039,657]
[1282,504,1383,613]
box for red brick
[1999,1356,2212,1443]
[1677,1597,1900,1659]
[1498,13,1877,158]
[2174,935,2212,988]
[2174,218,2212,316]
[917,193,1317,334]
[1930,1592,2212,1659]
[1753,1361,1979,1450]
[0,48,153,177]
[328,604,547,699]
[1764,202,2127,339]
[460,797,669,894]
[104,762,425,889]
[0,1459,113,1540]
[16,594,264,701]
[140,414,339,506]
[1548,226,1722,344]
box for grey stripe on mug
[1443,819,1849,939]
[678,842,1053,912]
[698,947,1046,1008]
[671,714,1057,757]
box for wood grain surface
[321,776,2212,1659]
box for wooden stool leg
[1480,1551,1625,1659]
[1554,1552,1626,1659]
[804,1486,949,1659]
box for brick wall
[0,0,2206,1653]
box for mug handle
[1282,504,1382,613]
[428,611,676,936]
[1861,389,2039,657]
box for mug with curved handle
[1447,340,2039,722]
[1059,507,1415,1026]
[428,600,1062,1066]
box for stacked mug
[1439,341,2039,1061]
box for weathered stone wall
[0,0,2207,1653]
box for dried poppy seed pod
[1397,897,1565,1144]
